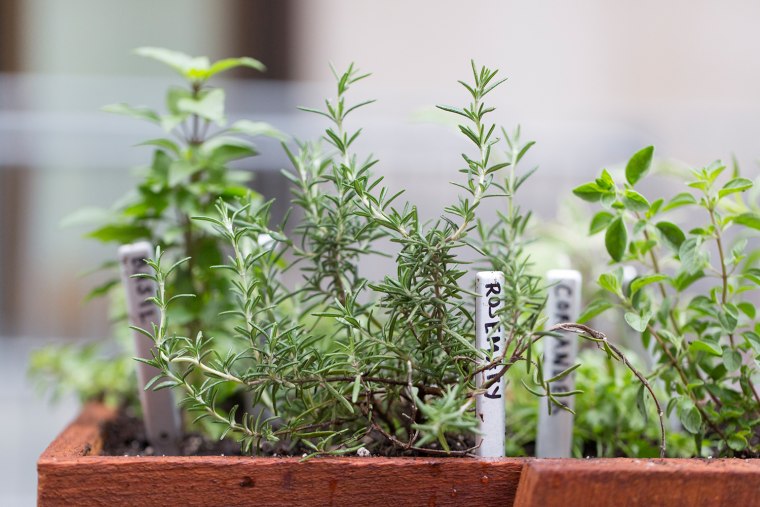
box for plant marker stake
[475,271,506,457]
[536,269,581,458]
[119,242,181,454]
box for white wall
[20,0,231,76]
[292,0,760,167]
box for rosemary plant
[138,63,664,456]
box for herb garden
[36,48,760,506]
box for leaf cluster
[575,147,760,456]
[506,350,693,457]
[137,63,662,457]
[30,48,285,403]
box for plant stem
[631,216,722,407]
[636,214,682,335]
[446,95,488,244]
[551,323,667,457]
[708,207,734,349]
[709,207,760,410]
[644,323,729,446]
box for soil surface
[101,407,476,457]
[102,408,242,456]
[99,410,760,458]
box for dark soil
[101,407,476,457]
[102,408,242,456]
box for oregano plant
[136,62,664,457]
[575,146,760,456]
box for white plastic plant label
[536,269,581,458]
[475,271,506,457]
[119,241,181,454]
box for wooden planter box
[38,403,760,506]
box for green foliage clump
[506,350,693,457]
[31,49,663,457]
[575,147,760,457]
[97,47,284,335]
[137,62,658,456]
[30,48,283,402]
[29,339,135,407]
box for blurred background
[2,0,760,503]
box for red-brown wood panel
[40,404,760,506]
[514,458,760,507]
[38,404,523,507]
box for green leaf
[662,192,697,212]
[630,274,668,295]
[706,161,725,183]
[737,302,756,319]
[102,103,160,124]
[351,375,362,403]
[677,400,702,434]
[596,169,615,190]
[625,146,654,186]
[728,434,748,452]
[184,60,218,81]
[679,238,705,274]
[135,47,200,76]
[520,379,545,397]
[658,329,684,352]
[200,136,258,164]
[589,211,614,235]
[166,86,193,116]
[688,340,722,357]
[546,363,581,383]
[177,88,225,124]
[598,272,622,296]
[733,212,760,231]
[86,224,151,243]
[744,331,760,353]
[578,299,614,323]
[324,382,354,414]
[168,160,201,187]
[138,138,181,156]
[718,177,753,198]
[672,270,704,292]
[573,182,607,202]
[722,347,742,372]
[719,305,738,333]
[622,189,650,211]
[624,311,652,332]
[635,384,649,424]
[605,216,627,262]
[647,198,664,217]
[207,57,265,78]
[436,104,470,119]
[160,114,185,133]
[84,279,120,301]
[656,221,686,251]
[148,149,171,186]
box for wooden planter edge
[37,402,523,507]
[39,403,760,507]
